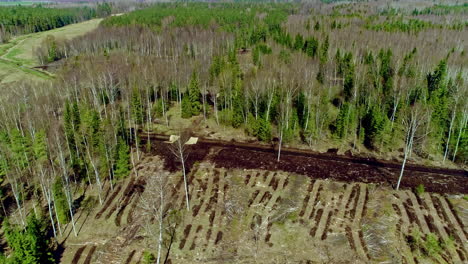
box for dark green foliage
[293,33,304,50]
[188,71,202,116]
[0,6,96,37]
[181,95,192,119]
[142,251,156,264]
[3,215,55,264]
[412,4,468,16]
[279,50,291,64]
[53,178,70,224]
[378,49,394,95]
[366,18,436,33]
[427,60,449,146]
[334,103,353,139]
[153,98,168,118]
[114,138,130,180]
[427,59,447,95]
[252,46,260,66]
[316,63,325,84]
[246,115,271,142]
[9,129,30,169]
[362,107,387,149]
[209,56,224,83]
[256,43,272,54]
[319,35,329,63]
[102,3,291,33]
[131,89,144,125]
[45,35,59,63]
[96,2,112,18]
[343,72,354,101]
[304,37,319,57]
[32,130,48,165]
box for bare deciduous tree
[168,131,191,211]
[140,171,170,264]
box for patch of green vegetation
[423,233,442,257]
[412,4,468,16]
[415,184,425,196]
[102,2,291,33]
[365,18,437,33]
[142,251,156,264]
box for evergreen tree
[305,37,318,57]
[181,95,192,119]
[188,71,201,116]
[53,178,70,224]
[335,103,351,139]
[131,88,144,125]
[293,34,304,50]
[9,129,30,169]
[362,107,387,149]
[32,130,48,165]
[114,138,130,180]
[3,215,55,264]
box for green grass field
[0,18,102,85]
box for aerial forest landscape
[0,0,467,263]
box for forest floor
[0,18,101,86]
[59,144,468,264]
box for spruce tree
[131,88,144,125]
[114,138,130,180]
[33,130,48,165]
[3,215,55,264]
[181,95,192,119]
[188,71,201,116]
[53,178,70,224]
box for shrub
[415,184,425,196]
[142,251,156,264]
[423,233,442,256]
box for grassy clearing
[0,18,101,85]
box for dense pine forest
[0,1,467,263]
[0,3,111,42]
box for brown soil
[95,185,122,219]
[139,134,468,194]
[83,245,96,264]
[71,246,86,264]
[214,231,223,245]
[124,250,136,264]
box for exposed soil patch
[124,250,136,264]
[95,184,122,219]
[215,231,223,245]
[144,134,468,194]
[83,245,96,264]
[71,246,86,264]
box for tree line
[0,3,112,43]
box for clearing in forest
[0,18,102,85]
[61,150,468,264]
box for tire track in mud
[124,250,136,264]
[95,184,122,220]
[71,245,86,264]
[436,195,468,257]
[346,184,369,260]
[83,245,97,264]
